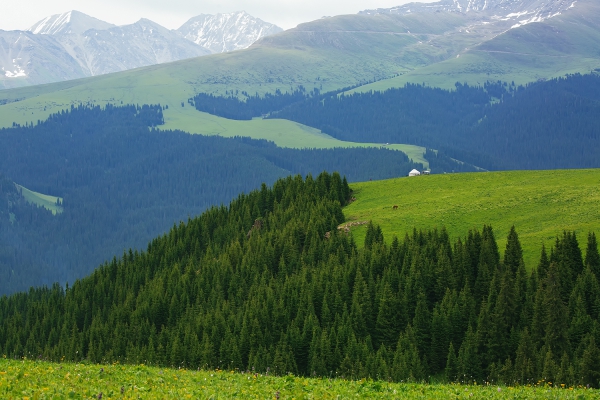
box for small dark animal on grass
[392,205,398,210]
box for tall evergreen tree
[503,226,523,275]
[586,232,600,278]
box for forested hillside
[190,87,314,120]
[269,73,600,171]
[188,74,600,171]
[0,104,431,295]
[1,173,599,387]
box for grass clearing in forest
[344,169,600,269]
[14,183,63,215]
[0,359,595,399]
[160,106,428,165]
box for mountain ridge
[28,10,116,35]
[1,0,598,132]
[0,10,283,88]
[177,11,283,53]
[361,0,575,18]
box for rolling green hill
[159,107,428,165]
[343,169,600,268]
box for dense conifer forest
[0,104,440,295]
[190,73,600,171]
[273,74,600,170]
[190,87,314,120]
[1,172,599,387]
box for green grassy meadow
[0,359,595,399]
[15,184,63,215]
[161,106,428,164]
[344,169,600,269]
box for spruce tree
[513,328,535,385]
[374,282,399,350]
[537,244,550,281]
[542,263,570,362]
[578,334,600,388]
[457,325,480,383]
[412,291,431,359]
[445,342,458,382]
[503,225,524,275]
[585,232,600,278]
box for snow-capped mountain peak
[177,11,284,53]
[28,10,115,35]
[3,10,284,88]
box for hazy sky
[1,0,434,31]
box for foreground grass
[0,359,595,399]
[344,169,600,269]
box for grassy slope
[161,106,428,164]
[15,183,63,215]
[350,0,600,92]
[0,359,593,399]
[344,169,600,269]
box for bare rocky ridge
[0,30,87,83]
[29,10,115,35]
[361,0,576,26]
[59,18,211,76]
[177,11,283,53]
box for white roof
[409,169,421,175]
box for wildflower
[497,387,502,392]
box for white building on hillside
[408,169,421,177]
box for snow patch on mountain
[4,67,26,78]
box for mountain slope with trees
[1,172,599,387]
[0,104,433,295]
[272,74,600,170]
[2,0,598,133]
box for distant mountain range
[0,10,282,88]
[0,0,598,127]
